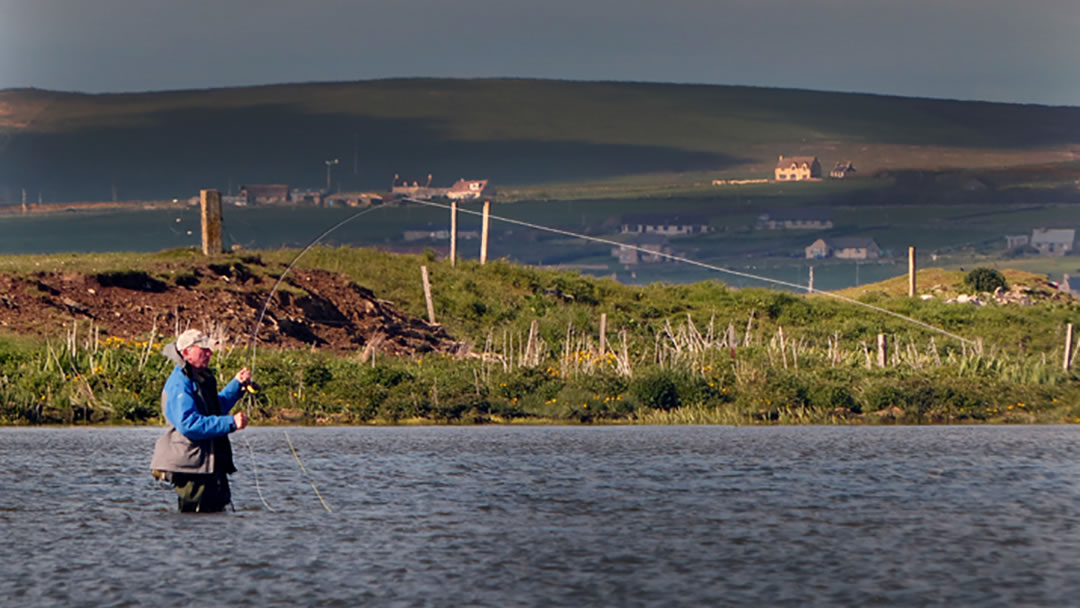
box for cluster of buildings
[1006,228,1075,256]
[230,174,495,208]
[773,156,856,181]
[391,175,495,200]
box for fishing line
[236,194,972,511]
[403,197,977,347]
[242,205,382,513]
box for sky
[1,0,1079,106]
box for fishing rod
[403,197,977,347]
[240,205,383,513]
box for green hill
[2,78,1079,202]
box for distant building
[775,156,822,181]
[620,215,711,236]
[806,237,880,260]
[291,189,324,206]
[611,234,671,265]
[239,184,290,205]
[805,239,829,259]
[1005,234,1030,249]
[1031,228,1075,256]
[447,179,496,200]
[391,174,447,199]
[830,161,857,179]
[324,192,389,207]
[760,207,833,230]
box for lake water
[0,206,915,291]
[2,426,1079,607]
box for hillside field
[2,78,1079,203]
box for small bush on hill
[964,268,1007,293]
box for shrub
[809,383,859,413]
[964,268,1007,293]
[765,373,811,408]
[630,370,681,410]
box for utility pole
[325,158,339,193]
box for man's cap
[177,329,215,352]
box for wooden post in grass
[480,200,490,265]
[877,333,887,368]
[421,265,436,324]
[524,319,539,366]
[449,201,458,268]
[908,246,917,297]
[599,312,607,354]
[778,325,787,369]
[1065,323,1074,371]
[200,189,222,255]
[808,266,814,293]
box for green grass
[2,247,1080,425]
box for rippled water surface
[2,426,1080,607]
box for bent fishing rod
[239,205,383,514]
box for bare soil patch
[0,257,462,357]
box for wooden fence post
[421,265,436,324]
[200,189,222,255]
[480,200,490,265]
[525,319,539,366]
[599,312,607,354]
[778,325,787,369]
[877,333,887,368]
[450,201,458,268]
[908,246,917,297]
[1065,323,1074,371]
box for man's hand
[233,411,248,431]
[235,367,251,384]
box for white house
[1031,228,1075,256]
[805,237,880,260]
[446,179,496,200]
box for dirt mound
[0,260,463,357]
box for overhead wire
[237,194,976,513]
[403,197,977,347]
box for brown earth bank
[0,256,464,357]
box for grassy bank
[1,247,1079,425]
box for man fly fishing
[150,329,254,513]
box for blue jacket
[162,364,244,439]
[150,342,245,474]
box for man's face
[182,345,213,369]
